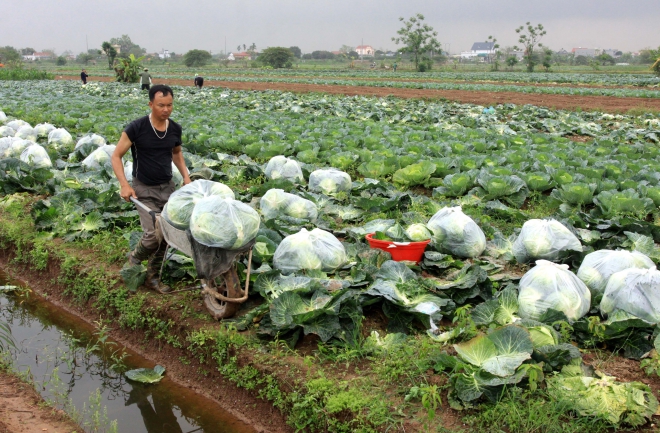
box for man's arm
[111,132,137,201]
[172,146,191,185]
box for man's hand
[120,184,137,202]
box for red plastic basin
[365,233,431,263]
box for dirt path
[57,75,660,113]
[0,371,80,433]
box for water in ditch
[0,274,257,433]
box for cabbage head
[309,168,352,195]
[163,180,235,229]
[273,228,347,273]
[15,126,37,142]
[34,123,56,138]
[0,126,15,138]
[518,260,591,322]
[600,267,660,324]
[20,144,52,168]
[260,189,317,221]
[5,139,32,158]
[513,219,582,263]
[190,197,260,249]
[577,250,655,302]
[7,120,29,131]
[48,128,74,148]
[0,111,6,124]
[75,133,106,149]
[82,145,116,169]
[427,206,486,258]
[404,223,431,242]
[264,155,304,183]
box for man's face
[149,92,173,122]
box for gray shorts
[132,177,175,250]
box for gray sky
[3,0,658,55]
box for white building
[460,42,496,60]
[356,45,374,56]
[22,52,52,61]
[158,49,171,59]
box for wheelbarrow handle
[130,196,158,226]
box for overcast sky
[3,0,658,55]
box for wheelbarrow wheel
[202,266,242,320]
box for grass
[0,68,53,80]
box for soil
[0,371,80,433]
[56,75,660,113]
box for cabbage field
[2,79,660,428]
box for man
[140,68,152,90]
[193,74,204,89]
[80,69,89,84]
[111,84,191,293]
[392,62,397,72]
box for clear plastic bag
[124,161,133,182]
[518,260,591,322]
[75,133,106,149]
[0,111,6,124]
[190,197,260,249]
[7,120,29,131]
[20,144,52,168]
[308,168,352,195]
[577,250,655,302]
[273,228,347,273]
[82,145,115,169]
[600,267,660,324]
[513,219,582,263]
[0,126,15,138]
[264,155,303,183]
[259,188,317,221]
[162,180,234,229]
[6,139,32,158]
[0,137,20,157]
[48,128,74,148]
[34,123,56,138]
[15,125,37,142]
[427,206,486,258]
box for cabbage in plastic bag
[518,260,591,322]
[34,123,56,138]
[7,120,29,131]
[0,111,6,124]
[513,219,582,263]
[82,145,115,169]
[48,128,74,148]
[163,180,234,229]
[0,126,15,138]
[264,155,303,183]
[577,250,655,302]
[75,133,106,149]
[190,197,260,249]
[427,206,486,258]
[20,144,52,168]
[5,139,32,158]
[260,189,318,221]
[600,267,660,324]
[308,168,352,195]
[124,161,133,182]
[15,125,37,142]
[273,228,347,273]
[0,137,20,157]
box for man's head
[82,69,86,72]
[148,85,174,122]
[144,68,148,71]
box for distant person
[392,62,397,72]
[140,68,152,91]
[194,74,204,89]
[80,69,89,84]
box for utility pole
[86,34,89,52]
[225,36,227,56]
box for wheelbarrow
[131,197,255,320]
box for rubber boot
[144,244,172,294]
[125,240,155,267]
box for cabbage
[162,180,234,229]
[260,189,317,221]
[264,155,303,182]
[7,120,29,131]
[190,197,260,249]
[48,128,74,148]
[600,267,660,324]
[0,126,15,138]
[20,144,52,168]
[404,223,432,242]
[82,145,115,169]
[577,250,655,302]
[0,111,6,124]
[75,133,106,149]
[34,123,56,138]
[518,260,591,322]
[5,139,32,158]
[124,161,133,182]
[14,125,37,142]
[0,137,20,157]
[308,168,352,195]
[273,228,347,273]
[513,219,582,263]
[427,206,486,258]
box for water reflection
[0,283,254,433]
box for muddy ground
[56,75,660,113]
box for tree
[56,56,67,66]
[77,52,95,64]
[347,51,359,60]
[20,47,35,55]
[114,53,145,82]
[596,53,615,66]
[339,45,355,54]
[392,13,441,72]
[541,48,553,71]
[0,46,20,63]
[259,47,294,68]
[183,49,212,67]
[289,46,302,59]
[101,41,118,69]
[486,35,501,71]
[109,35,145,56]
[575,55,589,66]
[311,50,335,60]
[505,55,518,70]
[514,22,546,72]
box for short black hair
[149,84,174,101]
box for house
[22,52,52,61]
[228,52,252,61]
[572,47,597,58]
[158,49,171,59]
[460,42,496,60]
[356,45,374,56]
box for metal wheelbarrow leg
[201,249,253,320]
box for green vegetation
[183,49,212,68]
[392,13,441,72]
[258,47,295,69]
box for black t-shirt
[194,76,204,86]
[124,115,182,185]
[81,72,88,81]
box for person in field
[111,84,191,293]
[80,69,89,84]
[140,68,152,90]
[393,62,397,72]
[194,74,204,89]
